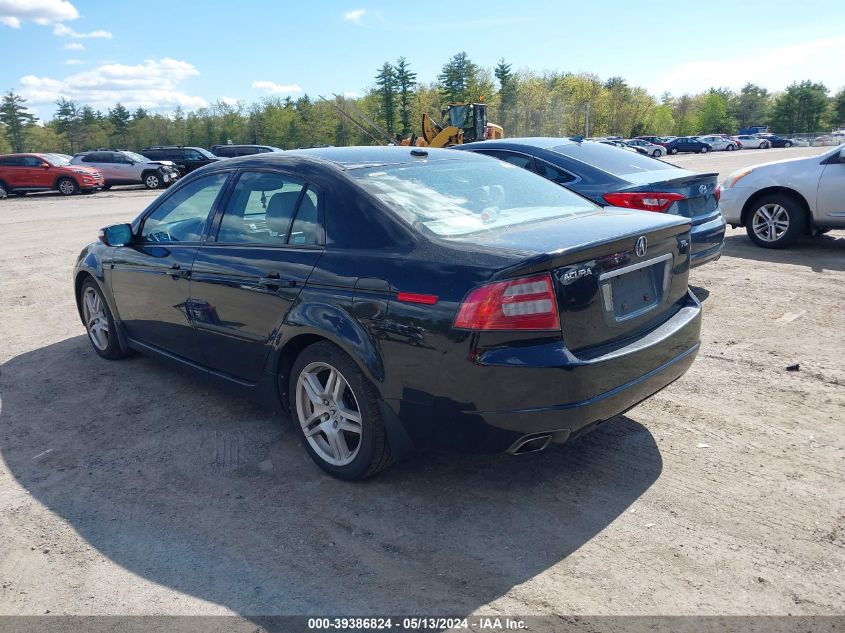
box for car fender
[73,243,130,351]
[53,173,80,189]
[276,299,386,386]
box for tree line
[2,51,844,154]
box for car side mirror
[99,223,133,247]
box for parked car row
[0,144,287,197]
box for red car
[0,153,104,197]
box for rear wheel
[760,141,770,149]
[653,148,663,157]
[0,182,6,199]
[80,279,128,359]
[700,146,709,153]
[143,172,162,189]
[57,177,78,196]
[785,141,793,148]
[669,147,678,155]
[726,144,736,151]
[745,194,804,249]
[289,341,392,480]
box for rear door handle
[259,272,295,288]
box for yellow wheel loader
[417,103,504,148]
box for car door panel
[817,162,845,224]
[189,247,322,382]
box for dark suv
[210,144,283,158]
[141,146,220,175]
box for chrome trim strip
[598,253,673,281]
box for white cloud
[343,8,366,24]
[64,41,83,49]
[220,96,239,106]
[17,58,207,113]
[53,22,111,38]
[0,0,78,27]
[63,58,82,65]
[251,80,303,94]
[652,36,845,95]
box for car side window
[140,173,229,243]
[23,156,44,167]
[184,149,204,161]
[535,160,577,184]
[216,171,311,245]
[289,188,319,245]
[479,150,534,171]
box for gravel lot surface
[1,147,843,619]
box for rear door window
[476,150,535,171]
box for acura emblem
[699,184,708,195]
[635,236,648,257]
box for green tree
[438,52,478,103]
[0,91,37,152]
[374,62,398,136]
[494,58,516,132]
[769,81,829,133]
[830,88,845,128]
[696,91,735,134]
[733,83,770,129]
[108,103,131,145]
[54,97,81,152]
[394,57,417,136]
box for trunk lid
[620,170,720,226]
[450,209,693,353]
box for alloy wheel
[295,361,363,466]
[82,287,109,350]
[145,174,160,189]
[59,179,76,195]
[752,203,790,243]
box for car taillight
[454,273,560,331]
[714,185,721,203]
[603,191,685,212]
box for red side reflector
[603,191,685,212]
[397,292,438,305]
[454,273,560,331]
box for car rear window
[550,142,675,177]
[348,158,596,238]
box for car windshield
[551,141,676,177]
[122,151,149,163]
[348,158,597,238]
[193,147,216,159]
[43,154,70,166]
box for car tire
[289,341,393,480]
[57,177,78,196]
[143,173,162,189]
[760,141,770,149]
[785,141,792,148]
[102,184,112,190]
[0,182,6,199]
[745,194,805,249]
[700,146,709,153]
[669,148,678,155]
[653,149,663,157]
[726,144,735,151]
[80,278,128,360]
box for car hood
[146,160,176,167]
[66,165,102,174]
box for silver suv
[70,150,180,189]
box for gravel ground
[0,147,843,619]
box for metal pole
[585,103,591,137]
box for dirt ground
[0,147,843,619]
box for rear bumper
[689,212,726,267]
[387,290,702,453]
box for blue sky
[1,0,844,119]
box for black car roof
[460,137,577,151]
[284,145,484,169]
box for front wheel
[144,173,162,189]
[290,341,392,480]
[760,141,770,149]
[653,149,663,157]
[745,195,804,249]
[80,279,128,359]
[726,144,736,151]
[57,177,78,196]
[785,141,793,148]
[700,146,709,153]
[669,147,678,155]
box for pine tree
[108,103,131,145]
[375,62,398,135]
[0,91,37,152]
[438,52,478,104]
[54,97,81,152]
[494,58,516,131]
[394,57,417,135]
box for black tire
[700,146,709,153]
[57,177,78,196]
[669,147,678,155]
[653,149,663,157]
[143,172,162,189]
[79,278,128,360]
[745,194,805,249]
[102,184,112,190]
[0,183,6,199]
[760,141,770,149]
[289,341,392,480]
[726,144,736,151]
[785,141,793,148]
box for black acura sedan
[74,147,702,480]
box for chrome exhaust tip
[507,434,552,455]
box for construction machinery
[419,103,504,148]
